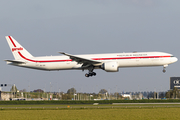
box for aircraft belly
[12,61,82,71]
[44,62,78,70]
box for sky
[0,0,180,93]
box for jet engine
[101,62,119,72]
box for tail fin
[5,36,33,60]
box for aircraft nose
[173,57,178,63]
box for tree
[10,85,18,98]
[10,85,18,92]
[62,94,71,100]
[67,88,76,94]
[159,92,165,98]
[20,89,27,92]
[166,87,180,99]
[99,89,108,94]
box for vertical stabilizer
[5,36,33,60]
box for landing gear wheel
[89,73,93,76]
[163,69,166,73]
[85,73,89,77]
[92,72,96,76]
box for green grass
[1,99,180,105]
[0,104,180,120]
[0,108,180,120]
[1,103,180,107]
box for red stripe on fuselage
[8,36,16,47]
[18,52,171,63]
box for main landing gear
[85,66,96,77]
[163,65,168,73]
[85,72,96,77]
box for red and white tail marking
[5,36,33,60]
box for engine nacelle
[101,62,119,72]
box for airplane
[5,36,178,77]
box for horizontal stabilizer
[4,60,25,64]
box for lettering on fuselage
[12,47,23,52]
[117,54,147,57]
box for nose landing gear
[163,65,168,73]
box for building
[121,94,132,100]
[0,92,12,101]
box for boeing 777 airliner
[5,36,178,77]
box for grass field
[1,104,180,120]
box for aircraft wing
[59,52,102,67]
[4,60,25,64]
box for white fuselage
[5,36,178,76]
[8,51,178,71]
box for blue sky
[1,0,180,93]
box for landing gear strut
[85,66,96,77]
[163,65,168,73]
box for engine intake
[101,62,119,72]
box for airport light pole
[59,89,60,100]
[116,85,117,100]
[13,84,15,98]
[50,82,51,93]
[109,88,111,100]
[0,87,1,100]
